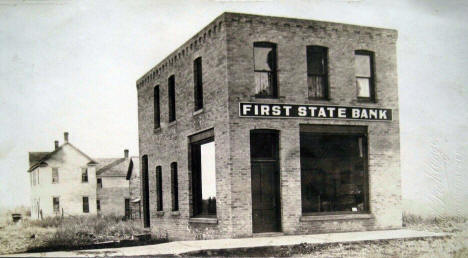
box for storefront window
[300,125,369,214]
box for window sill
[156,211,164,217]
[356,98,377,104]
[171,211,180,216]
[300,213,373,222]
[168,120,177,127]
[153,127,162,134]
[189,217,218,224]
[193,108,204,116]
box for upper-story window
[97,178,102,188]
[154,86,160,129]
[168,75,176,122]
[253,42,278,98]
[307,46,329,99]
[355,50,375,102]
[81,168,88,183]
[193,57,203,111]
[52,168,59,183]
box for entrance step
[253,232,284,238]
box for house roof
[96,157,130,177]
[28,143,97,172]
[28,152,50,167]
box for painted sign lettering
[239,103,392,121]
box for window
[52,168,59,183]
[253,42,278,98]
[97,199,101,212]
[142,155,150,228]
[193,57,203,111]
[97,178,102,188]
[81,168,88,183]
[156,166,163,211]
[307,46,329,99]
[171,162,179,211]
[190,129,216,217]
[355,50,375,101]
[300,125,369,214]
[125,198,131,218]
[154,86,160,129]
[83,196,89,213]
[168,75,176,122]
[53,197,60,213]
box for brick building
[136,13,401,240]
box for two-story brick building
[136,12,401,240]
[28,133,138,219]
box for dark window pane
[156,166,163,211]
[154,86,160,128]
[81,168,88,182]
[171,162,179,211]
[83,197,89,213]
[168,75,176,122]
[193,57,203,111]
[250,131,278,160]
[300,128,368,214]
[307,46,328,99]
[53,197,60,213]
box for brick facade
[137,12,401,240]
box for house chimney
[54,141,59,150]
[64,132,69,143]
[124,149,129,158]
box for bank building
[136,12,401,240]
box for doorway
[250,130,281,233]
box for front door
[250,130,281,233]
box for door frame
[250,129,282,233]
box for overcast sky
[0,0,467,216]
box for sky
[0,0,467,216]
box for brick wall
[136,12,401,240]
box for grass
[0,213,164,255]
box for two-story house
[28,132,138,219]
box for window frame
[154,85,161,129]
[171,162,179,211]
[193,57,203,111]
[52,167,59,184]
[156,166,163,211]
[253,42,278,98]
[168,75,176,122]
[97,178,102,188]
[354,50,376,102]
[82,196,89,213]
[53,196,60,213]
[306,45,329,100]
[299,124,370,216]
[81,168,88,183]
[189,128,216,218]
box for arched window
[253,42,278,98]
[154,86,160,129]
[156,166,163,211]
[141,155,150,228]
[171,162,179,211]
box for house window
[83,196,89,213]
[97,199,101,212]
[300,125,369,214]
[253,42,278,98]
[81,168,88,183]
[168,75,176,122]
[97,178,102,188]
[156,166,163,211]
[53,197,60,213]
[307,46,329,99]
[154,86,160,129]
[355,50,375,101]
[193,57,203,111]
[171,162,179,211]
[125,198,131,218]
[52,168,59,183]
[190,129,216,217]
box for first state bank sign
[239,103,392,121]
